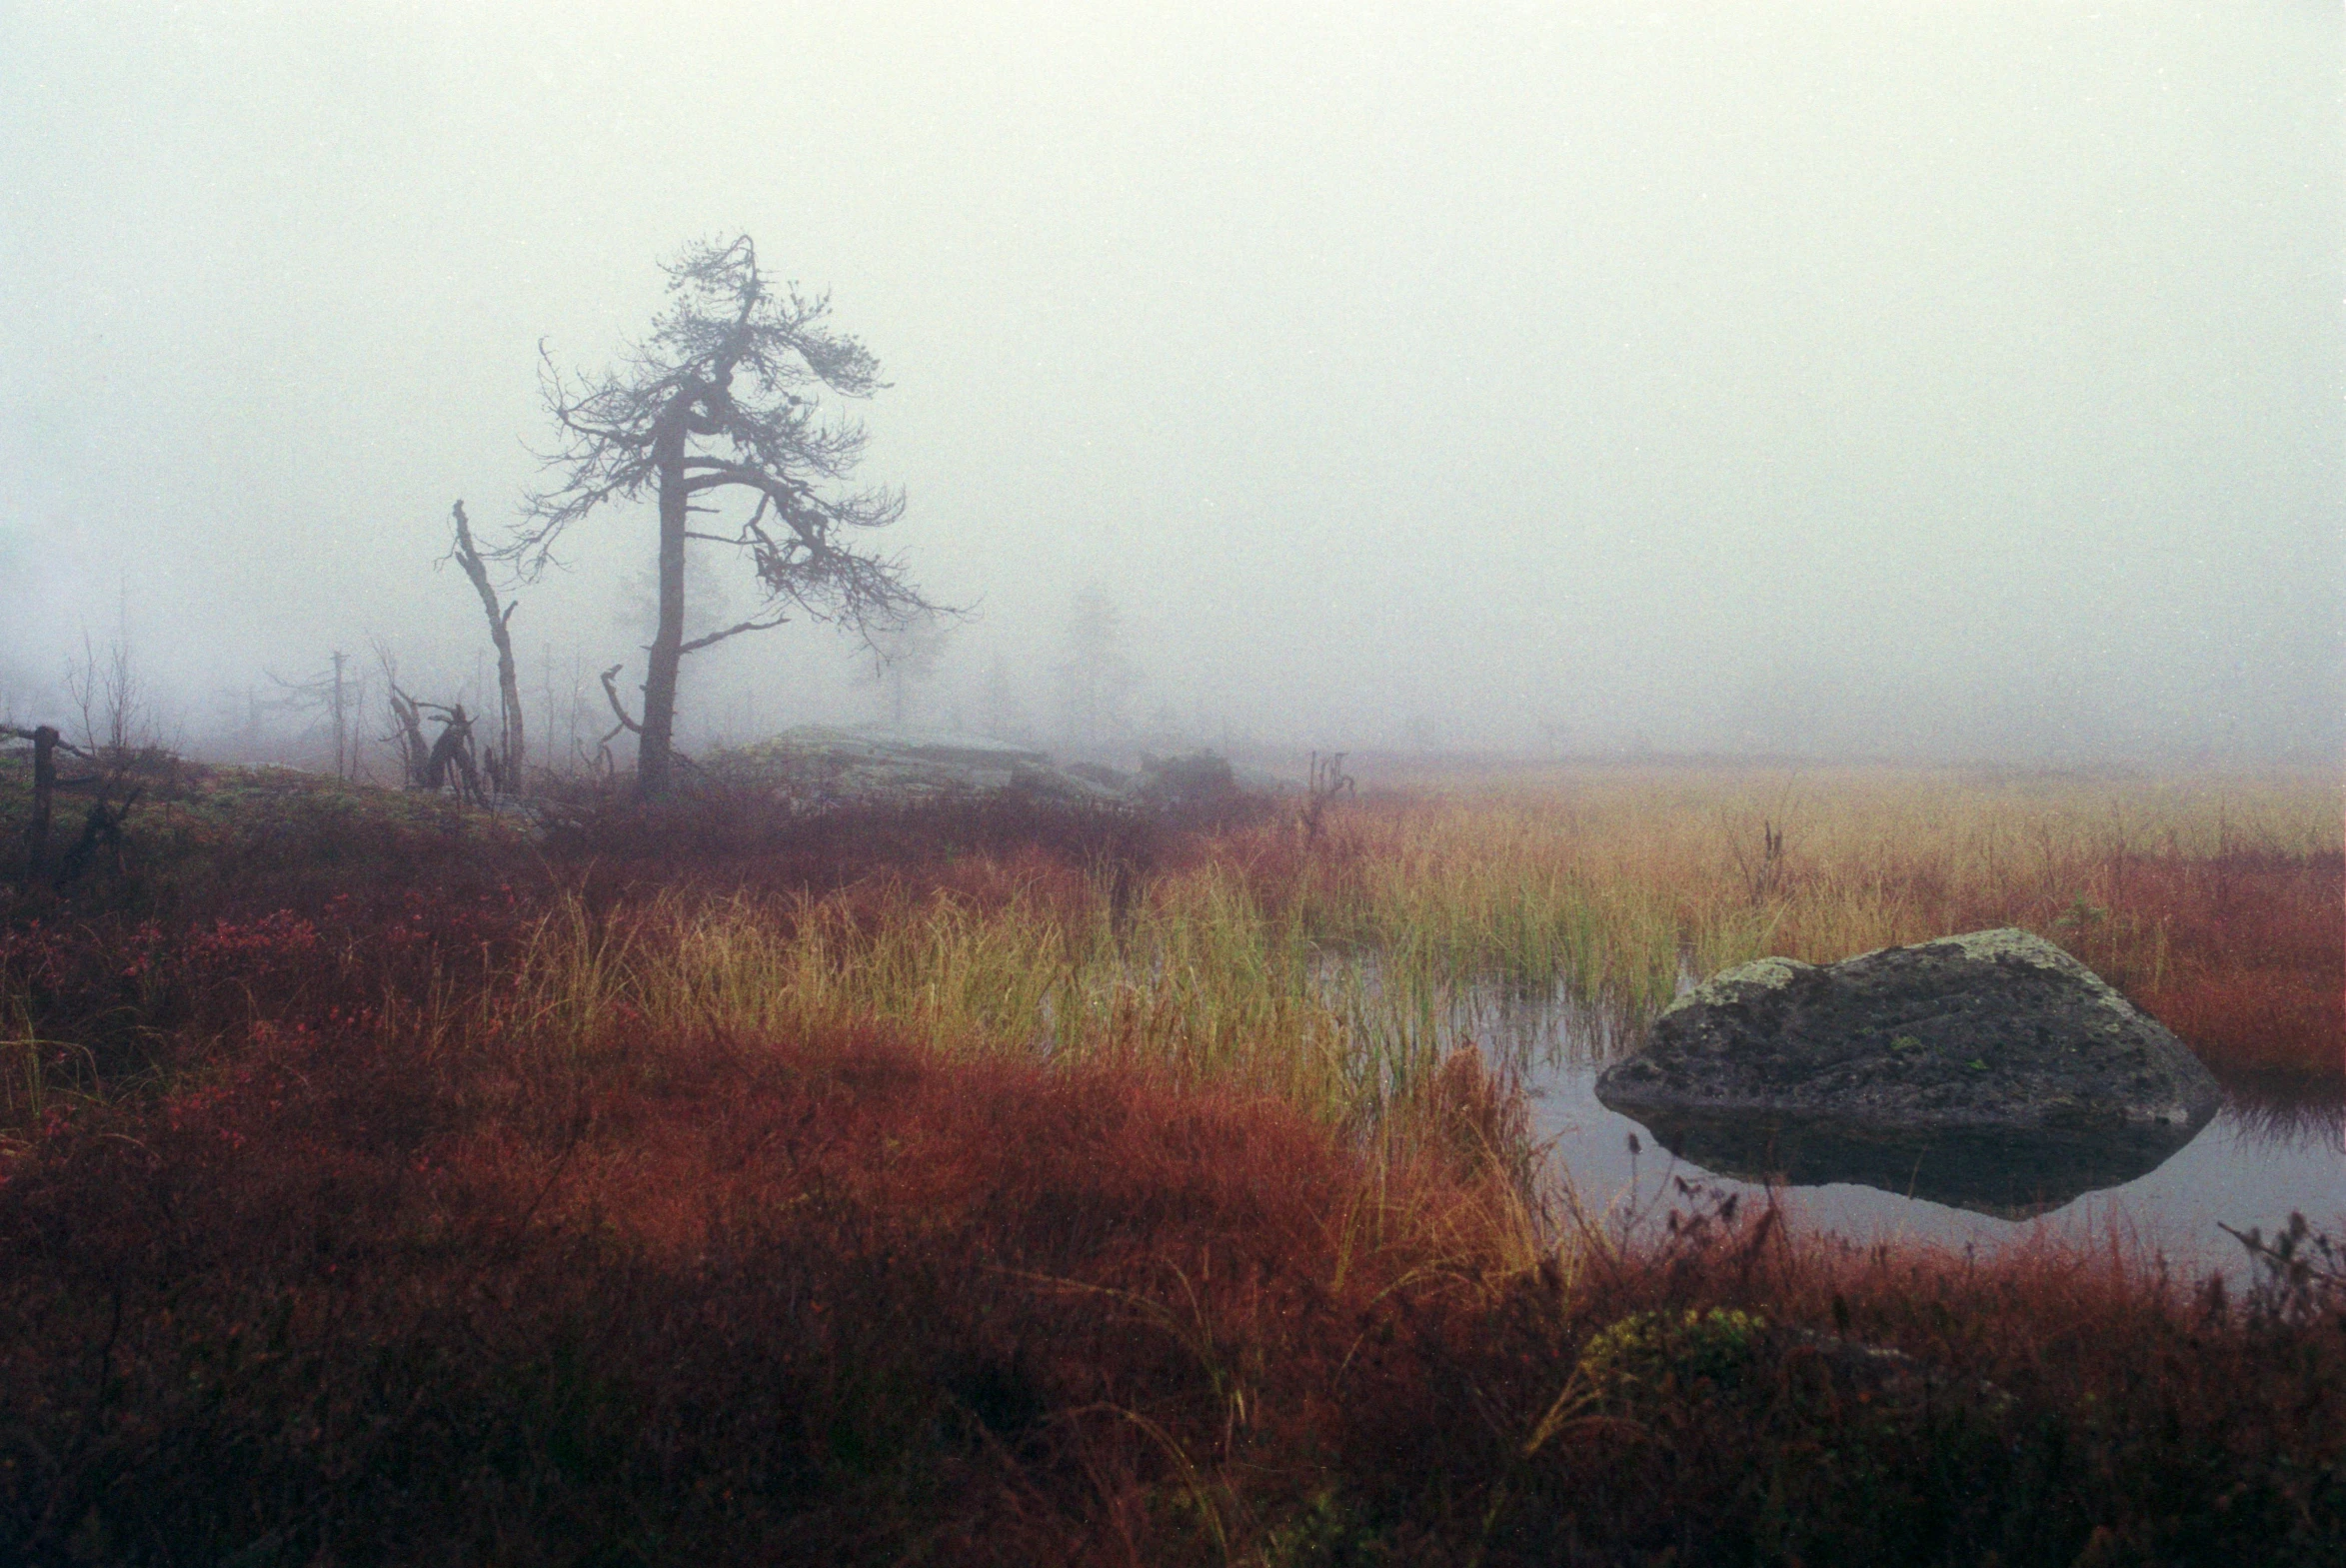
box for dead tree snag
[446,501,525,789]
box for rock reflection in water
[1345,960,2343,1282]
[1618,1110,2208,1219]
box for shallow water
[1443,976,2345,1284]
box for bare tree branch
[677,612,793,657]
[598,665,642,735]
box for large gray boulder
[704,726,1125,807]
[1595,929,2222,1216]
[704,727,1293,811]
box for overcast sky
[1,1,2337,764]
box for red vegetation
[539,789,1191,911]
[1895,843,2343,1085]
[4,1003,2341,1564]
[2117,851,2345,1083]
[0,784,2341,1561]
[0,1013,1437,1561]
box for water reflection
[2217,1082,2346,1150]
[1540,1059,2339,1283]
[1334,959,2344,1283]
[1613,1109,2208,1220]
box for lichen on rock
[1596,928,2223,1215]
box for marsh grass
[452,767,2338,1130]
[1,763,2342,1563]
[1261,767,2341,1081]
[13,760,2327,1155]
[486,877,1433,1132]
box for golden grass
[1336,763,2338,970]
[453,765,2337,1152]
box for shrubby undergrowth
[0,757,2338,1563]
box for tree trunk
[496,627,523,784]
[450,502,526,788]
[28,726,56,871]
[330,650,348,780]
[636,409,692,796]
[387,687,431,787]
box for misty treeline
[0,588,1182,800]
[1,236,1234,800]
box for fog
[2,2,2337,770]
